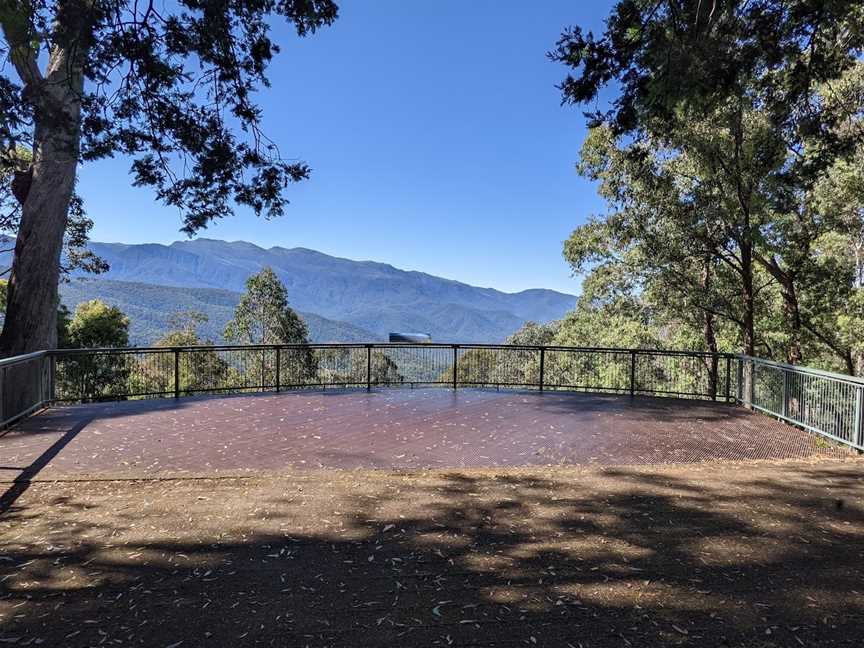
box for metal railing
[737,355,864,451]
[0,351,52,429]
[2,343,862,452]
[42,344,735,404]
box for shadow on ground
[1,460,863,647]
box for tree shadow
[0,417,92,515]
[2,462,863,646]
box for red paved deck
[0,388,848,479]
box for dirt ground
[2,458,863,647]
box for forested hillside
[59,279,378,346]
[59,238,574,341]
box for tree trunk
[700,259,719,398]
[777,275,803,365]
[0,47,84,357]
[740,243,755,357]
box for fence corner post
[366,344,372,392]
[629,350,636,397]
[539,347,545,393]
[173,348,180,399]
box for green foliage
[225,267,316,383]
[127,311,237,396]
[225,268,310,345]
[505,320,561,347]
[64,299,129,348]
[55,299,130,400]
[552,4,864,374]
[1,1,339,234]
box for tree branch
[0,3,43,86]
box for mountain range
[3,238,577,345]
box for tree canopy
[0,0,338,357]
[552,0,864,374]
[63,299,129,348]
[224,267,310,345]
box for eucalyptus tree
[566,121,769,357]
[225,267,316,383]
[0,0,338,357]
[551,0,864,364]
[225,267,309,346]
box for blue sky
[79,1,615,295]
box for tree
[225,268,309,345]
[0,0,339,357]
[158,310,212,347]
[63,299,129,348]
[505,320,561,347]
[551,0,864,369]
[54,299,130,401]
[133,310,234,396]
[225,267,316,383]
[1,147,107,279]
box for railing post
[736,357,743,403]
[173,348,180,398]
[629,350,636,397]
[724,355,731,403]
[746,358,755,409]
[855,386,864,450]
[782,368,790,418]
[453,345,458,390]
[366,345,372,392]
[539,347,545,392]
[275,347,281,393]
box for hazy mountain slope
[59,279,379,346]
[0,236,577,342]
[67,238,576,341]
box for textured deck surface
[0,388,848,478]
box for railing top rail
[737,354,864,386]
[0,349,48,368]
[45,343,735,357]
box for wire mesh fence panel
[312,346,367,387]
[179,347,273,394]
[456,346,541,387]
[380,345,454,385]
[280,346,320,387]
[0,352,50,427]
[544,348,632,392]
[54,350,173,401]
[207,347,268,392]
[125,350,175,397]
[368,348,406,386]
[741,356,864,450]
[634,352,728,399]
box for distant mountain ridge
[2,237,577,343]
